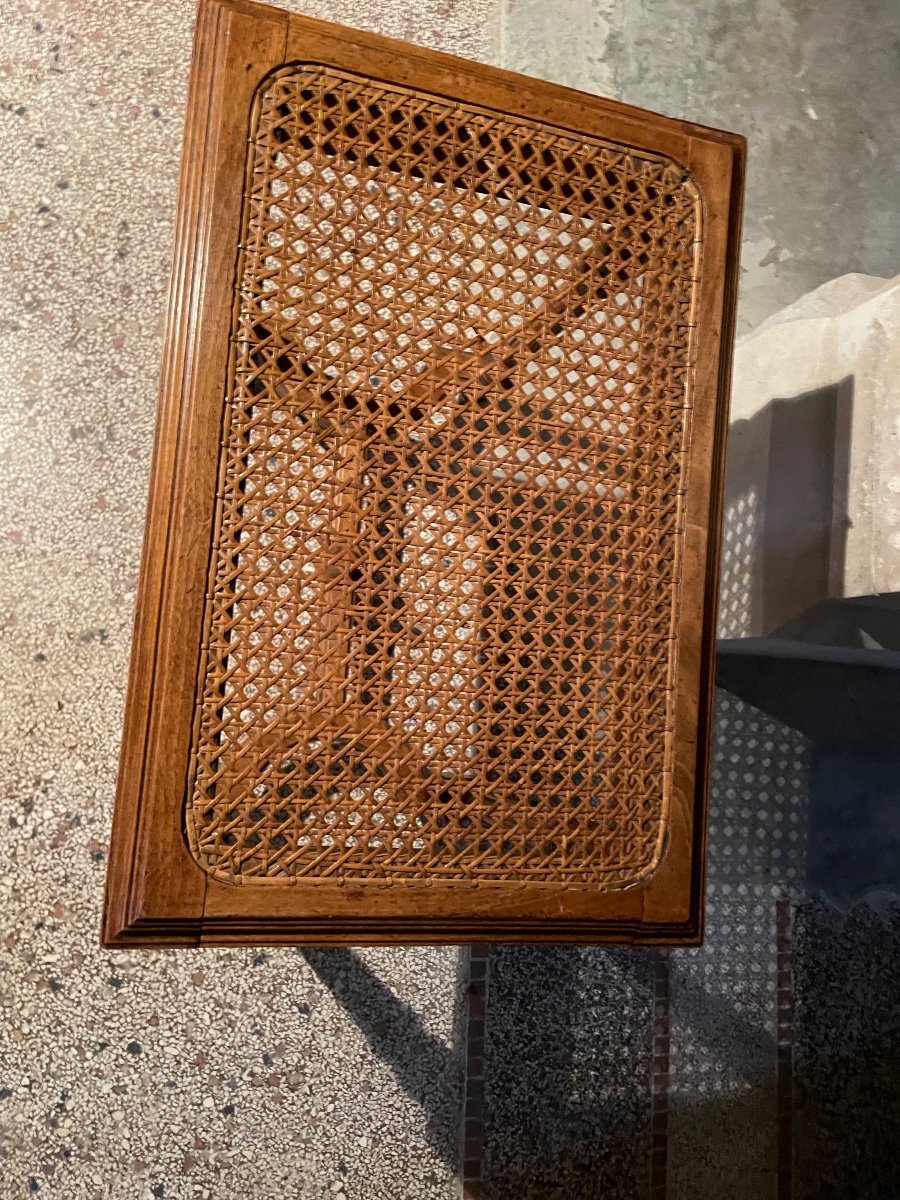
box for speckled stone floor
[1,2,899,1198]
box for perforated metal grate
[186,64,701,887]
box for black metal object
[716,593,900,907]
[717,594,900,754]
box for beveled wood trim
[103,0,290,946]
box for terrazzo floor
[1,1,899,1197]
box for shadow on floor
[302,908,900,1199]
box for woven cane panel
[186,64,701,887]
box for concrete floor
[1,1,899,1197]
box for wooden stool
[103,0,744,946]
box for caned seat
[103,0,744,946]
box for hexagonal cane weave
[185,63,701,888]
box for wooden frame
[102,0,745,947]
